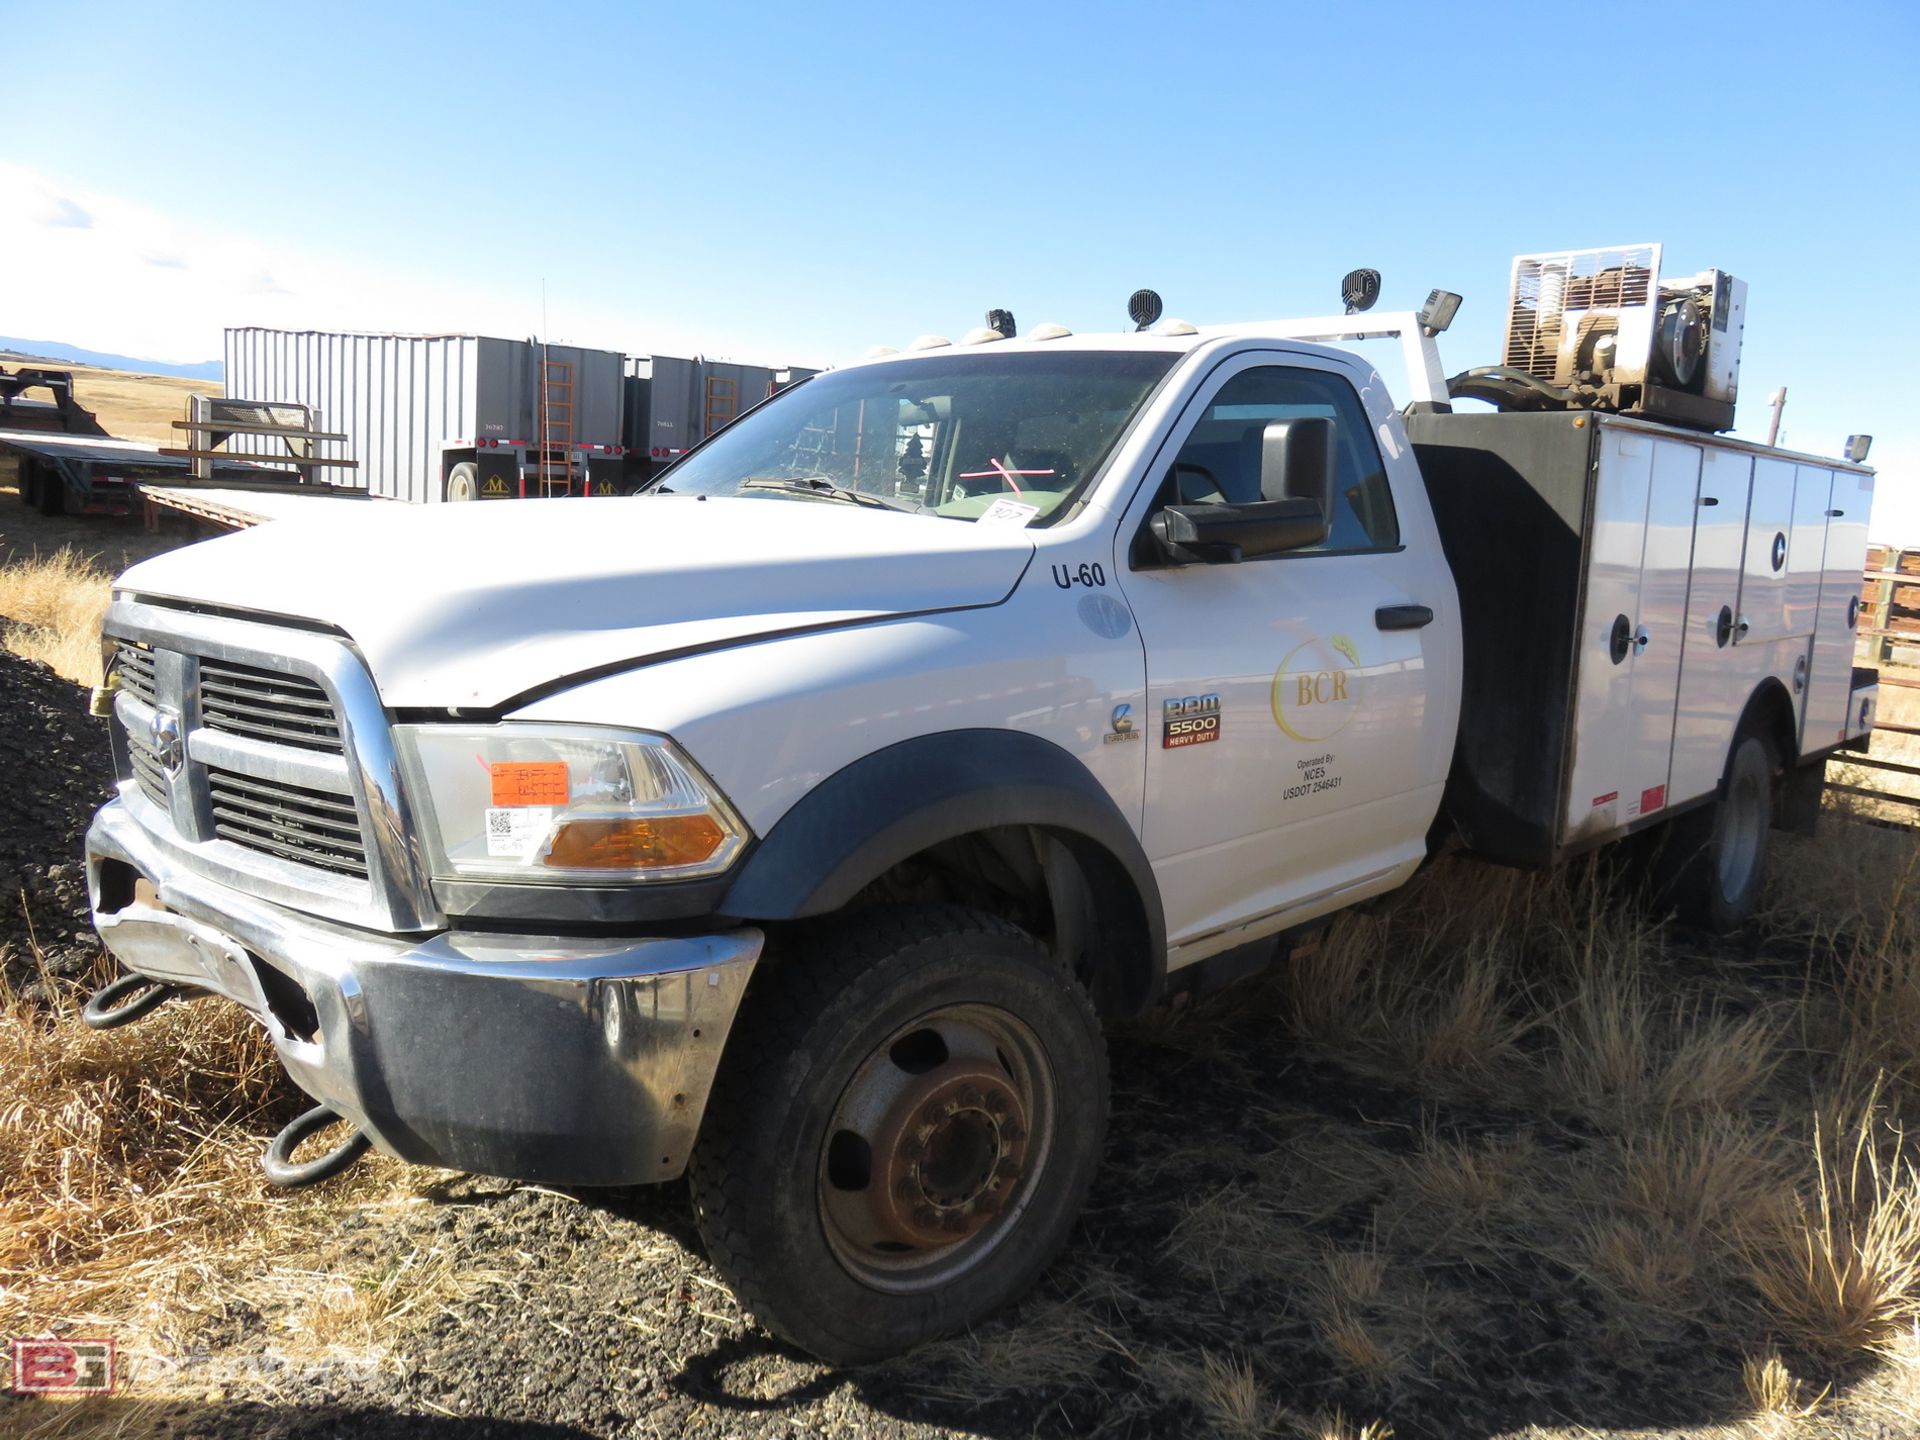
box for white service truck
[83,247,1877,1362]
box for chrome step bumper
[86,798,761,1185]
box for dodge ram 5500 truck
[83,254,1876,1361]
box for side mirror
[1144,415,1337,566]
[1149,497,1328,564]
[1259,416,1335,517]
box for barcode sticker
[485,806,554,858]
[491,761,569,807]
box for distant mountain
[0,337,221,381]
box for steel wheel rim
[1716,762,1763,899]
[817,1002,1056,1294]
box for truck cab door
[1113,353,1455,960]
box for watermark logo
[11,1338,116,1395]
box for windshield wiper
[739,476,918,512]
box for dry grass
[0,946,449,1373]
[0,545,113,685]
[1108,811,1920,1431]
[1740,1088,1920,1358]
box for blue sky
[5,0,1918,530]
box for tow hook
[260,1102,371,1188]
[81,972,185,1030]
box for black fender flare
[720,729,1166,1013]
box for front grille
[206,766,369,878]
[125,723,168,807]
[114,641,157,707]
[199,659,343,753]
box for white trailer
[224,329,630,503]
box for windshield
[648,350,1177,526]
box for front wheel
[1655,730,1777,932]
[689,907,1108,1363]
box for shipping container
[622,356,815,465]
[225,329,627,503]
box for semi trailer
[83,244,1875,1363]
[226,328,815,503]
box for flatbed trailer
[1,429,295,517]
[137,482,381,533]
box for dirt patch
[0,647,115,993]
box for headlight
[395,724,747,884]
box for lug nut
[913,1205,939,1229]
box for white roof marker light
[1153,319,1199,336]
[907,335,952,351]
[1028,323,1072,340]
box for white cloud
[41,195,93,229]
[0,162,785,367]
[1864,438,1918,547]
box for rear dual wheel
[689,907,1107,1363]
[1654,729,1777,932]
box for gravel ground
[0,646,115,996]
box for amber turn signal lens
[543,814,726,870]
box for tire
[445,461,480,502]
[35,466,64,516]
[689,905,1108,1364]
[1655,729,1777,932]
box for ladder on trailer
[704,375,738,438]
[534,358,576,496]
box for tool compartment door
[1785,464,1834,641]
[1622,436,1701,821]
[1562,428,1656,841]
[1804,465,1874,751]
[1738,457,1798,644]
[1670,447,1754,802]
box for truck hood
[117,496,1036,708]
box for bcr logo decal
[1271,635,1362,743]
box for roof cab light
[1028,323,1073,341]
[906,335,952,351]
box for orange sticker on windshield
[490,761,570,807]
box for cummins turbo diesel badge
[1163,694,1221,748]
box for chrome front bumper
[86,799,762,1185]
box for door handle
[1375,604,1434,631]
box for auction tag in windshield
[486,805,555,858]
[490,761,570,807]
[977,497,1040,528]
